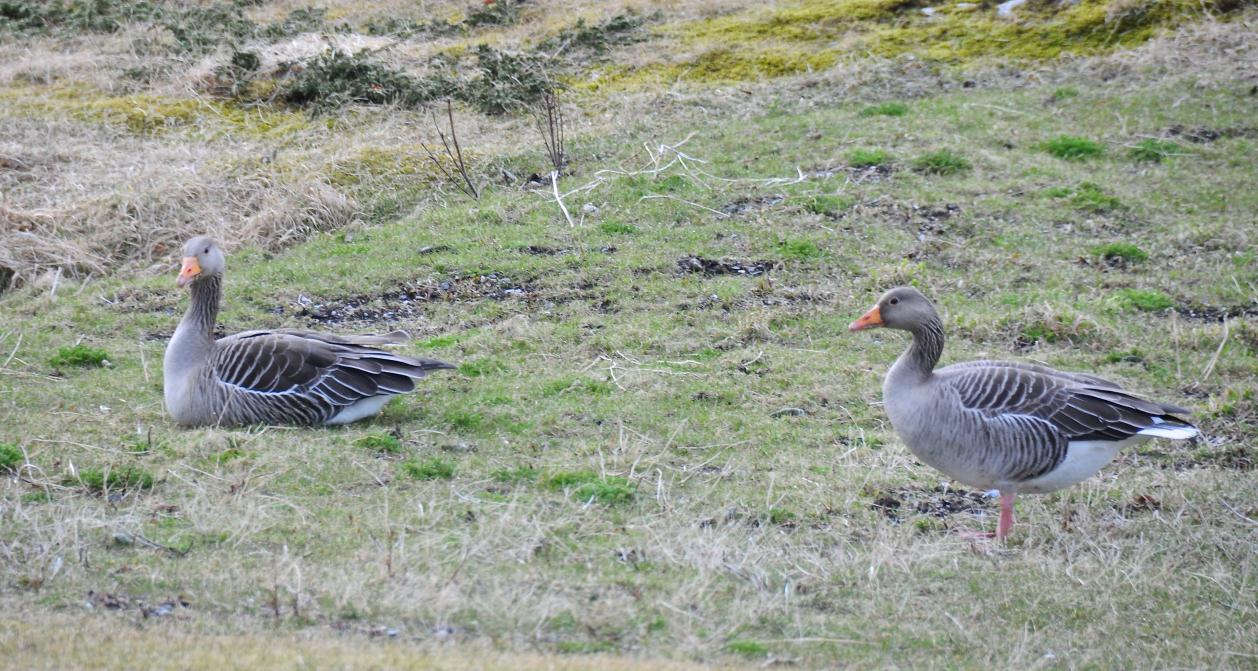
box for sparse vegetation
[421,100,481,199]
[280,50,448,114]
[0,1,1255,668]
[804,194,852,216]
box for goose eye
[203,247,210,254]
[889,297,899,305]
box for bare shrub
[420,100,480,200]
[532,89,566,174]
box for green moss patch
[911,150,971,175]
[582,46,838,91]
[727,640,770,656]
[70,465,155,492]
[804,194,854,216]
[1129,138,1183,162]
[630,0,1248,93]
[1092,242,1148,264]
[401,457,457,480]
[848,148,891,167]
[0,443,23,473]
[1,85,308,138]
[1115,288,1175,311]
[543,471,635,505]
[354,434,404,454]
[1072,182,1124,212]
[860,102,908,117]
[1044,136,1105,161]
[49,345,110,369]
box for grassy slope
[2,3,1257,669]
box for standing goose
[163,236,455,427]
[849,286,1198,539]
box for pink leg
[996,492,1016,540]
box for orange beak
[176,256,201,288]
[848,304,884,332]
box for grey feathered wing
[933,361,1195,481]
[209,330,455,425]
[938,360,1193,440]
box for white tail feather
[1138,425,1199,440]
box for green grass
[1052,87,1079,101]
[543,471,636,505]
[353,433,404,454]
[778,238,825,259]
[599,220,639,234]
[1129,138,1182,162]
[400,457,456,480]
[1043,135,1105,160]
[910,150,971,175]
[69,465,155,492]
[48,345,110,368]
[1070,182,1124,212]
[860,102,908,117]
[847,148,890,167]
[726,640,770,656]
[1114,288,1175,311]
[804,194,853,216]
[0,443,22,473]
[1092,242,1148,264]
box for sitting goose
[163,236,454,427]
[849,286,1198,539]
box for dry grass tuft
[0,112,356,289]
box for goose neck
[892,316,945,383]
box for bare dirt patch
[720,194,785,215]
[1174,303,1258,322]
[870,484,991,523]
[296,273,535,325]
[676,256,778,277]
[1164,125,1258,143]
[86,591,191,619]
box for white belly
[1015,436,1145,494]
[326,395,394,424]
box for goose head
[176,236,226,288]
[848,286,937,332]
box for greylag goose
[163,236,454,427]
[850,286,1198,539]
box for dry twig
[532,90,565,174]
[421,100,480,200]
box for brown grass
[0,612,739,670]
